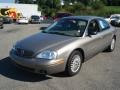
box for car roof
[63,16,104,21]
[111,14,120,16]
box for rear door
[97,19,114,49]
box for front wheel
[65,51,83,76]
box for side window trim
[88,19,101,32]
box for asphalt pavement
[0,24,120,90]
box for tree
[37,0,61,16]
[107,0,120,6]
[64,0,92,5]
[101,0,107,5]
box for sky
[0,0,15,3]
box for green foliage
[90,1,105,10]
[73,2,85,11]
[18,0,120,17]
[19,0,33,4]
[80,0,91,5]
[60,2,85,14]
[37,0,60,16]
[101,0,108,5]
[103,6,120,16]
[60,1,111,17]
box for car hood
[15,32,76,53]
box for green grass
[74,6,120,17]
[105,6,120,12]
[104,6,120,15]
[86,6,120,17]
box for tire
[0,26,3,29]
[107,37,116,52]
[65,51,83,76]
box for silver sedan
[10,16,117,76]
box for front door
[84,19,105,60]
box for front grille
[33,19,39,21]
[15,48,34,58]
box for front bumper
[10,50,65,74]
[30,20,40,24]
[17,20,29,24]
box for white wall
[0,3,41,18]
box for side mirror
[88,29,97,36]
[40,27,47,30]
[110,20,120,27]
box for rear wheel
[107,37,116,52]
[0,25,3,29]
[66,51,83,76]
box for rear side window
[98,19,110,31]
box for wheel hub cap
[111,39,115,50]
[71,55,81,73]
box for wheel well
[74,48,85,63]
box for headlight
[12,44,16,50]
[36,50,57,60]
[12,41,19,50]
[12,42,17,51]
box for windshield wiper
[42,31,78,37]
[48,32,70,36]
[42,31,66,35]
[49,32,64,34]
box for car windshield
[31,16,39,19]
[111,16,120,19]
[42,18,88,37]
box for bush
[64,5,74,13]
[40,1,120,18]
[59,2,85,15]
[90,1,105,10]
[73,2,85,11]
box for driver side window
[88,20,100,35]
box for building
[0,3,41,18]
[0,0,15,3]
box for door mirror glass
[88,29,98,36]
[110,20,120,27]
[40,27,47,30]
